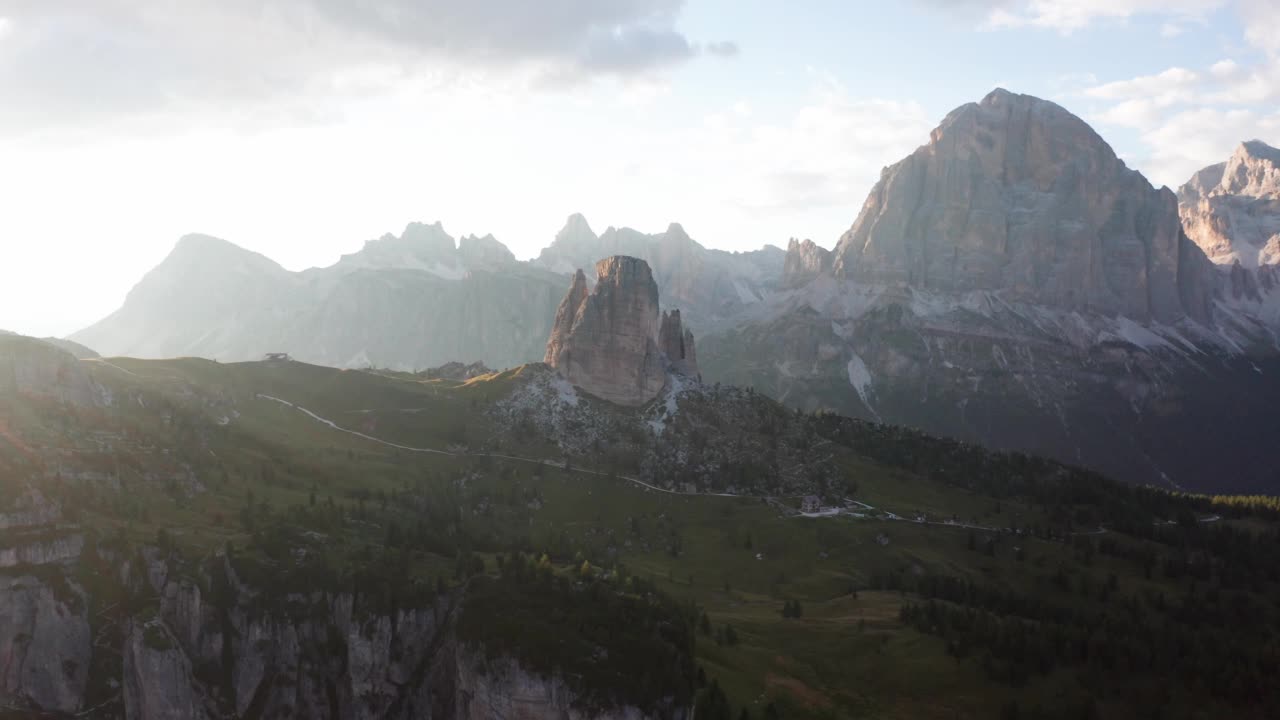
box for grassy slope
[4,355,1270,719]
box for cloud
[1066,1,1280,187]
[0,0,729,131]
[704,40,739,57]
[713,87,932,212]
[915,0,1228,33]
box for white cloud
[1062,1,1280,187]
[981,0,1226,32]
[0,0,731,132]
[711,88,931,212]
[1084,67,1199,102]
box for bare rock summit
[658,308,699,379]
[782,238,833,287]
[545,256,699,405]
[832,88,1214,324]
[1178,140,1280,268]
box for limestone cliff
[658,309,699,379]
[699,90,1280,492]
[833,88,1215,324]
[1178,140,1280,268]
[544,257,667,406]
[782,238,832,287]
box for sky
[1,0,1277,337]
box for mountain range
[69,89,1280,492]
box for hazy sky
[1,0,1277,337]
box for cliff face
[782,238,832,288]
[833,88,1215,324]
[1179,140,1280,268]
[544,257,668,406]
[1,539,689,720]
[658,310,699,379]
[699,90,1280,492]
[0,574,91,713]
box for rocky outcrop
[658,310,699,378]
[782,238,832,287]
[424,361,495,381]
[1178,140,1280,268]
[123,619,212,720]
[545,257,666,406]
[833,88,1215,324]
[0,573,91,714]
[0,540,691,720]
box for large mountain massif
[703,90,1280,493]
[71,90,1280,492]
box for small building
[263,353,292,362]
[801,495,822,513]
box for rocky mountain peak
[543,256,671,406]
[782,238,832,287]
[832,88,1213,324]
[458,233,516,268]
[556,213,598,245]
[1179,139,1280,268]
[1221,140,1280,197]
[400,221,455,254]
[658,309,699,378]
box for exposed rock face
[1,543,690,720]
[545,257,666,406]
[658,310,699,378]
[0,574,91,714]
[782,238,833,287]
[699,89,1280,492]
[424,361,495,381]
[833,88,1215,324]
[123,619,212,720]
[1178,140,1280,268]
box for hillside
[3,333,1280,719]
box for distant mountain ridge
[72,217,785,371]
[65,89,1280,491]
[1178,139,1280,269]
